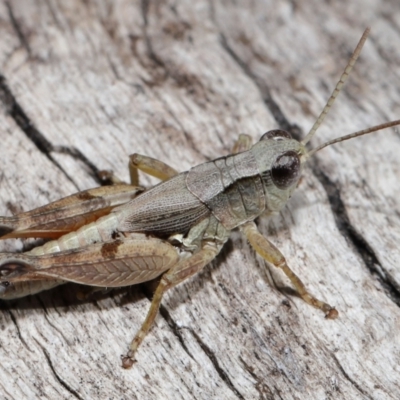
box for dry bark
[0,1,399,399]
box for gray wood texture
[0,1,399,399]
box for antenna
[301,28,370,146]
[305,120,400,159]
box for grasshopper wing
[116,174,210,235]
[0,185,142,239]
[0,237,179,289]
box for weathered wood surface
[0,1,399,399]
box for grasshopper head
[251,129,306,214]
[252,110,400,215]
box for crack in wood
[218,32,301,138]
[239,356,275,400]
[190,328,246,400]
[314,166,400,306]
[33,338,84,400]
[331,353,375,400]
[5,1,31,57]
[0,74,105,187]
[6,309,30,350]
[158,303,195,360]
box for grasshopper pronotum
[0,28,398,368]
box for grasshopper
[0,29,398,369]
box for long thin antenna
[301,28,370,145]
[305,120,400,159]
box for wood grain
[0,1,399,399]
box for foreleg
[241,221,338,319]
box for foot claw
[121,354,136,369]
[325,308,339,319]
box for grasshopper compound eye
[271,150,301,189]
[260,129,292,141]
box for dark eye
[260,129,292,141]
[271,151,300,189]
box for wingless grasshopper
[0,29,398,368]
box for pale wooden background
[0,1,399,399]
